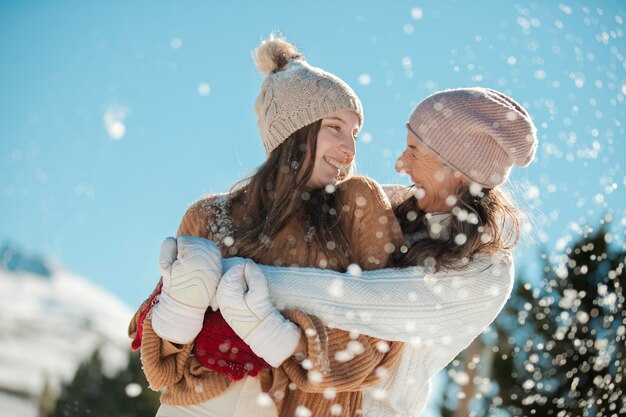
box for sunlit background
[1,1,625,416]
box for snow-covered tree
[438,223,625,417]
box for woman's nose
[395,155,407,173]
[339,138,356,161]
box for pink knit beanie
[407,87,537,188]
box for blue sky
[1,0,625,308]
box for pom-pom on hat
[253,34,363,155]
[406,87,538,189]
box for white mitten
[217,262,301,367]
[151,235,222,344]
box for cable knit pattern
[129,176,404,416]
[251,37,363,153]
[255,60,363,154]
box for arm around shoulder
[256,250,514,344]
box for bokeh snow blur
[1,1,625,416]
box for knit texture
[221,219,514,416]
[224,251,512,343]
[127,176,404,416]
[253,37,363,154]
[407,87,537,188]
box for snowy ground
[0,261,134,417]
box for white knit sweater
[222,251,514,416]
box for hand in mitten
[152,235,222,344]
[216,262,301,367]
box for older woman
[212,87,537,416]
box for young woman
[206,87,538,416]
[128,36,405,417]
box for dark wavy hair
[393,185,523,271]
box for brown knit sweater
[128,176,405,416]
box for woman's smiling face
[395,130,465,212]
[305,110,359,189]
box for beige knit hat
[253,36,363,154]
[407,87,537,188]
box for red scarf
[131,287,269,381]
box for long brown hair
[393,185,523,271]
[227,121,354,270]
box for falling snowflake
[198,82,211,96]
[358,74,372,86]
[103,105,128,140]
[170,37,182,49]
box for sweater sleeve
[223,252,513,366]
